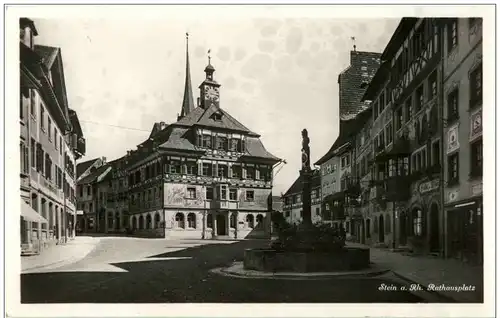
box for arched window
[256,214,264,229]
[246,214,254,228]
[175,213,185,228]
[374,217,378,234]
[187,213,196,228]
[139,215,144,229]
[385,214,391,234]
[154,213,161,228]
[230,213,237,228]
[207,214,213,228]
[146,214,152,229]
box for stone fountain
[242,129,370,273]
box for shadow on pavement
[21,239,426,304]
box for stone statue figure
[301,129,310,170]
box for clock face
[204,86,219,102]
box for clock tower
[199,50,221,109]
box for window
[448,153,459,184]
[175,213,185,228]
[386,122,393,145]
[229,188,237,201]
[231,165,241,178]
[246,190,254,201]
[59,136,63,155]
[220,185,227,200]
[246,167,255,179]
[40,105,45,131]
[169,161,181,174]
[405,98,412,122]
[202,135,212,148]
[205,187,213,200]
[341,154,350,168]
[48,118,52,141]
[185,187,196,199]
[429,71,437,99]
[30,138,36,168]
[186,164,197,175]
[447,19,458,51]
[29,90,36,117]
[412,209,423,236]
[416,85,424,112]
[396,107,403,131]
[20,143,29,174]
[470,139,482,177]
[470,64,482,106]
[432,141,441,167]
[230,139,239,152]
[373,101,379,120]
[447,88,459,121]
[256,214,264,229]
[202,163,212,176]
[187,213,196,228]
[217,165,228,178]
[36,143,44,173]
[216,137,228,151]
[87,185,91,196]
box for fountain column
[300,129,312,226]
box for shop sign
[419,179,440,194]
[446,190,459,203]
[446,123,460,154]
[470,109,482,141]
[471,183,482,196]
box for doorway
[216,214,227,236]
[429,203,440,252]
[378,214,385,243]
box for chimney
[159,121,166,130]
[101,156,107,164]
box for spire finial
[208,48,211,65]
[351,36,356,52]
[178,32,194,121]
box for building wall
[442,18,483,263]
[283,186,322,225]
[320,156,340,198]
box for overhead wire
[79,120,150,132]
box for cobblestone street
[21,237,424,303]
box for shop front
[446,197,483,265]
[20,199,49,255]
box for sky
[34,13,399,195]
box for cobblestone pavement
[21,238,424,303]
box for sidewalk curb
[390,271,458,303]
[213,262,391,280]
[22,238,100,274]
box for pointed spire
[179,32,194,120]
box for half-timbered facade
[123,42,280,239]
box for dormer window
[212,111,223,121]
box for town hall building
[123,36,281,239]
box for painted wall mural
[238,188,270,210]
[164,183,204,208]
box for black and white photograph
[4,3,496,318]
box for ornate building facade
[122,39,281,239]
[20,18,85,255]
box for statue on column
[301,129,310,171]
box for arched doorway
[399,210,408,245]
[378,214,385,243]
[216,214,227,235]
[429,203,440,252]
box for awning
[21,200,48,223]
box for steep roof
[175,105,259,136]
[315,119,358,165]
[34,45,59,70]
[283,170,321,197]
[77,164,110,185]
[338,50,381,120]
[76,158,100,178]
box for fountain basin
[243,247,370,272]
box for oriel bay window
[229,188,238,201]
[216,136,229,151]
[205,187,214,200]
